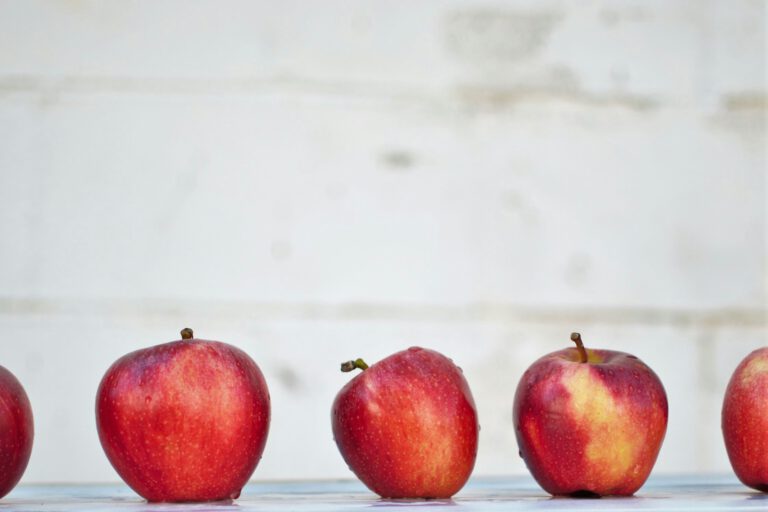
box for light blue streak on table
[2,475,765,511]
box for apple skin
[0,366,33,499]
[513,337,667,496]
[722,347,768,492]
[96,330,270,502]
[332,347,479,499]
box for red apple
[722,347,768,492]
[96,328,270,502]
[513,333,667,496]
[0,366,33,499]
[332,347,478,498]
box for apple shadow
[565,490,602,499]
[549,493,640,502]
[134,498,240,511]
[370,497,457,508]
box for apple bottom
[99,421,263,502]
[515,367,666,496]
[724,405,768,492]
[336,421,477,499]
[114,471,247,503]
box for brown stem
[340,358,369,372]
[180,328,194,340]
[570,332,588,363]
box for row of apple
[0,328,765,501]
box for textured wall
[0,1,765,484]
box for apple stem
[180,328,194,340]
[570,332,588,363]
[340,358,369,372]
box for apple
[513,333,667,496]
[331,347,479,499]
[96,328,270,502]
[0,365,33,499]
[722,347,768,492]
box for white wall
[0,0,765,484]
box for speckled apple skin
[513,347,667,496]
[722,347,768,492]
[332,347,479,499]
[96,338,270,502]
[0,366,33,499]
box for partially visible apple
[722,347,768,492]
[96,328,270,502]
[513,333,667,496]
[332,347,479,499]
[0,366,33,499]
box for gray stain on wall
[443,9,561,63]
[379,150,417,172]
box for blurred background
[0,0,765,484]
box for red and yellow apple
[722,347,768,492]
[96,328,270,502]
[332,347,479,499]
[513,333,667,496]
[0,366,33,499]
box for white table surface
[2,475,766,511]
